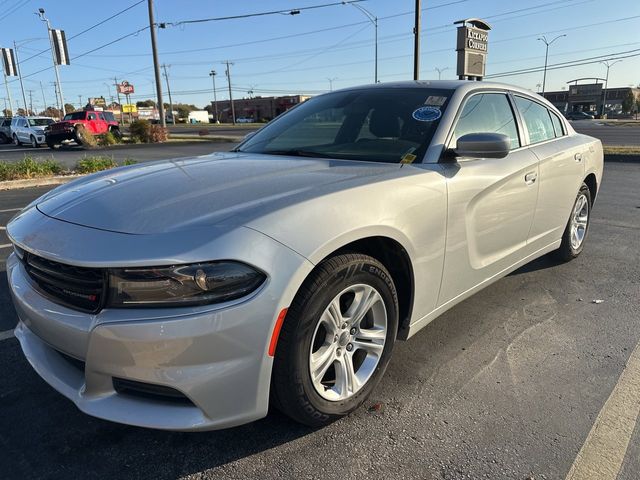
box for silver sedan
[6,80,603,430]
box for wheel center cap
[338,331,350,347]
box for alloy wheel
[570,193,589,250]
[309,283,387,401]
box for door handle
[575,153,583,162]
[525,172,537,185]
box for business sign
[1,48,17,76]
[455,19,491,79]
[122,104,137,113]
[89,96,106,107]
[569,84,603,97]
[117,81,134,95]
[49,29,70,65]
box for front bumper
[6,216,313,431]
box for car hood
[36,152,401,234]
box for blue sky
[1,0,638,111]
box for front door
[438,92,540,307]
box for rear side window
[452,93,520,150]
[549,111,565,137]
[515,97,555,144]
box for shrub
[123,158,137,166]
[0,157,63,181]
[149,124,168,143]
[75,156,118,174]
[129,119,151,143]
[98,131,119,147]
[74,124,97,148]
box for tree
[64,103,76,113]
[2,108,11,117]
[621,91,636,113]
[40,107,63,119]
[164,102,197,120]
[136,99,156,108]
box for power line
[0,0,30,23]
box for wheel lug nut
[336,348,342,356]
[350,328,356,335]
[346,343,353,352]
[333,334,338,343]
[341,322,348,329]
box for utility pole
[50,81,60,113]
[209,70,219,123]
[161,64,175,125]
[600,59,622,118]
[538,34,566,96]
[27,89,34,114]
[148,0,166,128]
[3,72,14,116]
[13,41,28,113]
[78,94,83,109]
[39,81,47,111]
[224,60,236,125]
[114,76,124,124]
[38,10,66,116]
[327,77,337,91]
[413,0,421,80]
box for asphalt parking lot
[0,159,639,479]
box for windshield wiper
[259,149,333,158]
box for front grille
[22,252,106,313]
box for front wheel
[13,134,21,146]
[555,182,592,262]
[271,253,398,427]
[30,135,39,148]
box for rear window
[515,97,555,144]
[103,112,116,122]
[549,111,565,137]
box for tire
[46,140,58,150]
[30,135,39,148]
[271,253,399,427]
[73,125,91,147]
[13,134,21,146]
[555,182,592,262]
[110,127,122,141]
[0,133,7,144]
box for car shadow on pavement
[0,341,315,480]
[508,252,559,276]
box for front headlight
[107,261,266,308]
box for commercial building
[542,83,639,117]
[212,95,310,122]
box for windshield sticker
[412,106,441,122]
[425,96,447,106]
[400,153,417,164]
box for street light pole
[347,2,378,83]
[600,59,622,118]
[537,34,566,96]
[434,67,449,80]
[147,0,166,128]
[37,11,66,116]
[161,64,175,125]
[224,60,236,125]
[12,41,29,113]
[209,70,219,123]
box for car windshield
[63,112,86,121]
[28,118,53,126]
[237,87,453,163]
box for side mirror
[454,132,511,159]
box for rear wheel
[555,182,591,262]
[271,253,398,427]
[110,127,122,141]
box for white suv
[11,116,55,147]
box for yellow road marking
[565,342,640,480]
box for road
[571,121,640,145]
[167,124,258,137]
[0,159,639,479]
[0,141,235,168]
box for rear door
[438,91,540,307]
[514,96,585,248]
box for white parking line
[0,226,6,230]
[0,208,22,213]
[0,243,11,249]
[0,329,15,342]
[565,341,640,479]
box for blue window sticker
[412,106,441,122]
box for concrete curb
[0,175,81,191]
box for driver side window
[452,93,521,150]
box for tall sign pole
[148,0,166,128]
[38,9,68,116]
[413,0,421,80]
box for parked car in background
[10,116,55,147]
[6,80,603,431]
[0,117,12,144]
[45,110,121,148]
[565,111,595,120]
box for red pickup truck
[45,110,121,148]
